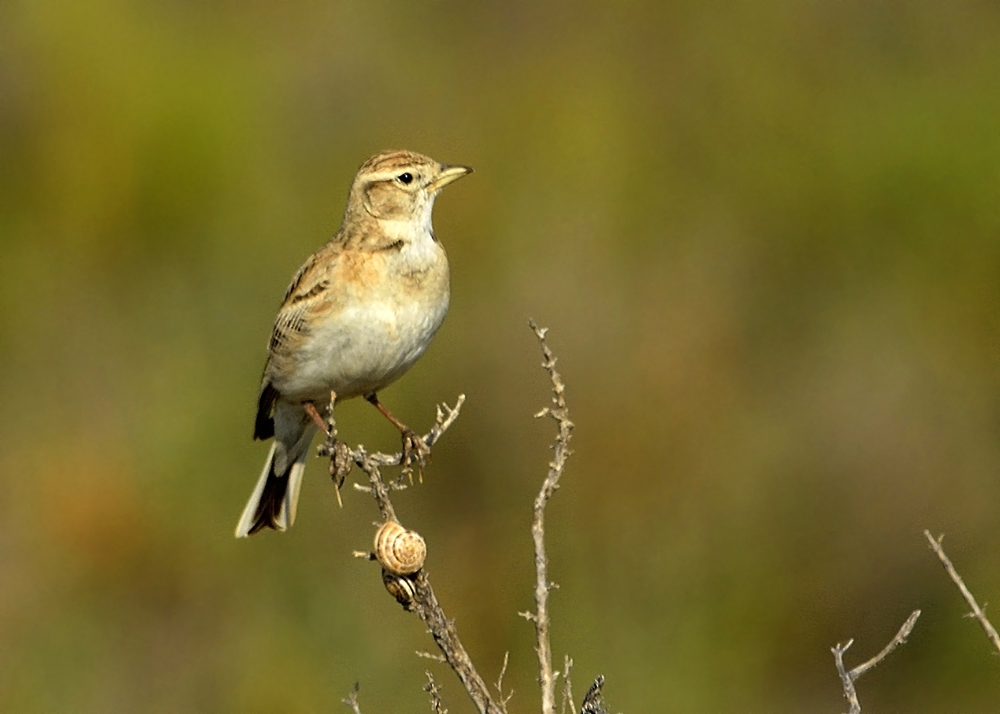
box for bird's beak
[429,164,473,192]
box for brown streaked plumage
[236,150,472,537]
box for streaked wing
[268,245,336,355]
[254,243,339,439]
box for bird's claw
[329,439,353,489]
[400,429,431,482]
[318,435,352,506]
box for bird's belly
[278,292,449,402]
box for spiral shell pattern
[374,520,427,575]
[382,570,418,608]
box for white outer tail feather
[234,432,312,538]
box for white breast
[279,227,450,402]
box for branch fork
[333,323,610,714]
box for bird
[236,150,472,538]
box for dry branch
[831,610,920,714]
[559,656,575,714]
[324,324,614,714]
[924,529,1000,655]
[492,652,513,714]
[408,571,503,714]
[323,393,503,714]
[523,319,575,714]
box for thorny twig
[425,672,449,714]
[521,319,575,714]
[493,652,513,714]
[559,656,575,714]
[329,326,605,714]
[924,529,1000,655]
[407,572,503,714]
[831,610,921,714]
[318,395,466,500]
[318,395,465,521]
[327,394,502,714]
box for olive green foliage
[2,1,1000,712]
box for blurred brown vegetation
[2,1,1000,712]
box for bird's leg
[365,393,430,477]
[303,401,330,436]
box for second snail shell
[374,520,427,575]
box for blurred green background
[2,1,1000,712]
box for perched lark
[236,150,472,537]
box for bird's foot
[318,436,352,506]
[400,428,431,483]
[327,439,353,506]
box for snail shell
[382,570,418,609]
[374,520,427,575]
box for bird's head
[350,150,472,225]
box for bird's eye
[397,172,414,185]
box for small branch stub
[425,671,449,714]
[374,520,427,575]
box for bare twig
[493,651,513,713]
[342,682,363,714]
[559,656,575,714]
[579,676,608,714]
[425,671,449,714]
[924,529,1000,654]
[332,394,502,714]
[831,610,921,714]
[409,571,504,714]
[525,319,575,714]
[332,395,465,519]
[321,394,465,486]
[348,396,466,494]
